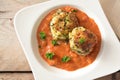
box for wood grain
[0,0,48,71]
[0,0,48,18]
[99,0,120,39]
[0,19,31,71]
[0,0,120,80]
[116,72,120,80]
[95,74,112,80]
[0,73,34,80]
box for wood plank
[0,0,48,71]
[0,0,48,18]
[116,72,120,80]
[112,72,120,80]
[0,0,119,80]
[0,19,31,71]
[95,74,112,80]
[0,73,34,80]
[0,73,118,80]
[99,0,120,39]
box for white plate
[14,0,120,80]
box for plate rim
[14,0,120,80]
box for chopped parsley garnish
[63,34,68,39]
[79,38,86,44]
[77,50,81,53]
[46,52,55,60]
[62,56,71,62]
[72,9,77,12]
[39,32,46,40]
[52,40,58,46]
[65,19,70,22]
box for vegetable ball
[69,27,97,55]
[50,9,79,40]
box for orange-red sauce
[37,6,101,71]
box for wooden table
[0,0,120,80]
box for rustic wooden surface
[0,73,34,80]
[0,0,120,80]
[100,0,120,39]
[0,19,31,71]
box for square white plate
[14,0,120,80]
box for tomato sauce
[37,6,101,71]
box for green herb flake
[79,38,86,44]
[77,50,81,53]
[46,52,55,60]
[63,34,68,39]
[52,40,58,46]
[65,19,70,22]
[39,32,46,40]
[72,9,77,12]
[62,56,71,62]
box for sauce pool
[37,6,101,71]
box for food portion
[37,6,101,71]
[69,27,97,55]
[50,9,79,40]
